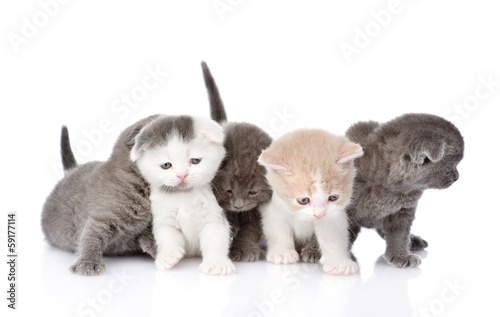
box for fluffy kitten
[305,113,464,268]
[201,61,272,262]
[258,129,363,275]
[42,117,158,275]
[130,115,235,275]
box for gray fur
[41,116,159,276]
[305,113,464,268]
[60,126,77,172]
[133,115,194,157]
[202,62,272,261]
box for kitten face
[131,115,225,191]
[405,148,463,190]
[259,129,363,220]
[212,123,273,212]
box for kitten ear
[197,118,224,144]
[258,149,288,173]
[338,143,364,164]
[409,137,447,164]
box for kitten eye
[249,190,258,196]
[328,195,338,202]
[191,158,201,165]
[160,162,172,170]
[297,197,310,205]
[444,166,452,174]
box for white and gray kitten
[130,115,235,275]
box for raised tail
[60,126,77,172]
[201,61,227,124]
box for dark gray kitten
[41,117,157,276]
[202,61,273,261]
[303,113,464,268]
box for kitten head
[212,123,273,212]
[258,129,363,220]
[376,114,465,190]
[130,115,225,191]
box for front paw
[230,247,265,262]
[266,250,299,264]
[301,247,321,263]
[70,260,106,276]
[199,259,236,275]
[155,248,185,270]
[384,253,421,268]
[321,258,358,275]
[410,234,428,251]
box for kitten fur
[306,113,464,268]
[259,129,363,275]
[41,117,158,276]
[202,61,273,262]
[131,114,235,275]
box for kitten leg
[300,237,321,263]
[382,208,421,268]
[70,218,109,276]
[377,228,428,252]
[410,234,428,251]
[199,218,235,275]
[315,214,358,275]
[138,224,157,259]
[261,198,299,264]
[229,217,265,262]
[153,215,186,270]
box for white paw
[155,248,185,270]
[199,259,236,275]
[266,250,300,264]
[321,259,358,276]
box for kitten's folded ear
[408,134,447,164]
[258,149,288,173]
[126,119,155,162]
[337,142,364,165]
[198,119,225,144]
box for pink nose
[177,174,188,181]
[314,214,324,219]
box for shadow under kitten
[202,61,273,262]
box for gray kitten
[202,61,273,261]
[304,113,464,268]
[42,117,157,275]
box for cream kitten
[258,129,363,275]
[131,115,235,275]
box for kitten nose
[313,208,326,219]
[176,174,188,181]
[452,170,459,182]
[233,199,245,209]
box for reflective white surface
[2,0,499,316]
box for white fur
[261,176,358,275]
[134,117,234,275]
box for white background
[1,1,499,316]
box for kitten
[201,61,273,262]
[130,115,235,275]
[41,117,158,275]
[258,129,363,275]
[305,113,464,268]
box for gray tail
[60,126,77,171]
[201,61,227,124]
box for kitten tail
[60,126,78,172]
[201,61,227,124]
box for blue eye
[191,158,201,164]
[297,197,310,205]
[160,162,172,169]
[328,195,338,202]
[444,166,452,174]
